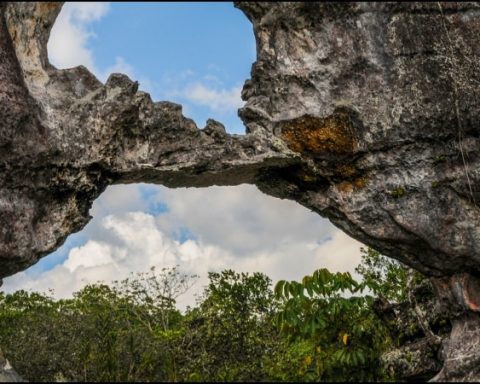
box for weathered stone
[382,339,443,382]
[0,350,24,382]
[2,1,480,381]
[0,2,294,279]
[433,314,480,382]
[375,278,450,381]
[239,1,480,278]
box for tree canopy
[0,248,424,382]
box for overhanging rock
[1,2,480,381]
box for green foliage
[177,270,279,382]
[0,247,415,382]
[355,247,424,303]
[264,339,318,382]
[0,266,197,382]
[0,290,75,382]
[273,266,393,381]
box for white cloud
[312,230,364,278]
[98,56,135,80]
[48,2,110,72]
[89,184,147,217]
[160,69,195,86]
[67,2,110,23]
[96,56,154,91]
[164,81,243,115]
[225,230,363,286]
[2,210,230,308]
[64,241,115,272]
[150,184,336,256]
[181,83,243,113]
[11,5,367,309]
[2,184,363,311]
[47,2,152,90]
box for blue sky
[2,2,361,309]
[49,1,256,134]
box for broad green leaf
[274,280,285,299]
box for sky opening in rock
[1,2,362,309]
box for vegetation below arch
[0,248,437,382]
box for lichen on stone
[279,111,357,155]
[3,1,480,380]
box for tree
[0,266,198,382]
[113,266,198,332]
[354,247,425,303]
[177,270,279,382]
[0,290,88,381]
[0,249,427,382]
[69,266,198,382]
[273,268,392,381]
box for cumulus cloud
[9,7,364,306]
[48,2,110,72]
[162,76,243,115]
[90,184,147,217]
[96,57,154,92]
[2,209,233,309]
[47,2,151,90]
[148,184,336,256]
[181,83,243,113]
[2,184,363,310]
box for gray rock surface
[0,2,293,279]
[0,350,23,382]
[1,1,480,381]
[239,1,480,278]
[375,278,449,381]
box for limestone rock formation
[375,278,449,381]
[1,1,480,381]
[0,2,293,278]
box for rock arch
[1,2,480,380]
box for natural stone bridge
[1,2,480,381]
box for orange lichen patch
[280,112,357,155]
[353,177,367,189]
[338,181,354,193]
[336,164,358,178]
[337,177,367,193]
